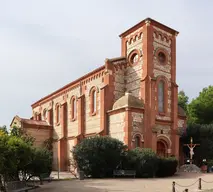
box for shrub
[25,148,53,180]
[72,136,127,178]
[156,157,178,177]
[123,148,158,178]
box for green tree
[180,123,213,165]
[10,126,35,146]
[0,128,52,188]
[188,86,213,124]
[0,125,8,135]
[123,148,158,178]
[72,136,127,178]
[178,90,189,112]
[25,148,53,182]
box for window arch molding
[132,133,144,148]
[70,95,78,121]
[128,49,141,66]
[89,86,99,116]
[155,48,168,65]
[156,76,169,115]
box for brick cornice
[119,17,178,38]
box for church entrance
[157,140,167,157]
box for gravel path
[34,172,213,192]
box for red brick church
[11,18,186,171]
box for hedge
[72,136,127,178]
[72,137,178,178]
[156,157,178,177]
[123,148,158,178]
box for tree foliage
[25,148,52,180]
[188,86,213,124]
[178,90,189,113]
[180,123,213,165]
[73,137,178,178]
[10,126,35,146]
[123,148,158,178]
[0,125,8,136]
[72,136,127,178]
[0,125,53,189]
[156,157,178,177]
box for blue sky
[1,0,213,127]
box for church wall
[155,124,171,137]
[178,119,185,128]
[67,139,75,160]
[153,26,173,120]
[11,118,21,128]
[125,60,143,98]
[32,102,49,120]
[24,127,50,147]
[125,26,143,56]
[131,112,144,135]
[52,141,58,170]
[113,69,125,102]
[84,78,104,134]
[67,86,81,137]
[52,95,63,140]
[125,28,143,98]
[108,112,125,143]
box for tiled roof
[20,118,51,126]
[12,115,51,127]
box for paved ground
[34,172,213,192]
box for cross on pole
[184,137,200,164]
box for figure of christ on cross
[184,137,200,164]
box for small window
[71,97,77,120]
[158,52,166,63]
[90,88,97,115]
[92,90,96,113]
[130,53,139,64]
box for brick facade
[11,18,186,171]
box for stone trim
[89,86,99,116]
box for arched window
[92,90,96,113]
[90,89,97,115]
[56,104,60,124]
[71,97,77,120]
[158,80,165,113]
[135,136,140,148]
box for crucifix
[184,137,200,164]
